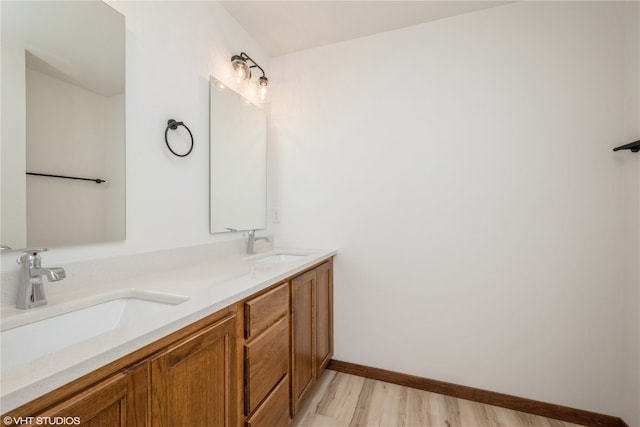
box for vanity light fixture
[230,52,269,102]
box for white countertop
[0,248,336,413]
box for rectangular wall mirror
[209,77,267,233]
[1,0,126,249]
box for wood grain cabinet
[245,377,289,427]
[290,259,333,417]
[35,362,148,427]
[5,311,237,427]
[150,313,237,427]
[314,260,333,376]
[291,269,315,417]
[243,282,291,427]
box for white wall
[271,1,639,422]
[1,1,270,268]
[109,0,270,260]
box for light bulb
[230,55,250,83]
[257,76,268,102]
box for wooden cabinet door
[36,362,148,427]
[290,269,315,417]
[315,260,333,375]
[151,313,237,427]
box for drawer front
[245,376,290,427]
[245,316,289,415]
[244,282,288,339]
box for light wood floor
[292,370,587,427]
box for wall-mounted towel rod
[613,140,640,152]
[26,172,106,184]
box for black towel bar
[26,172,106,184]
[613,140,640,152]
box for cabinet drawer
[245,375,290,427]
[244,282,288,339]
[245,316,289,415]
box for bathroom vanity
[0,250,334,427]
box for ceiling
[220,1,513,57]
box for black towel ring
[164,119,194,157]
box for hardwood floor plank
[347,378,377,427]
[292,370,589,427]
[403,386,430,426]
[491,404,536,427]
[305,413,339,427]
[443,395,464,427]
[292,370,336,427]
[459,398,501,427]
[317,369,366,425]
[375,381,408,426]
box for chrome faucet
[246,230,270,255]
[16,248,66,309]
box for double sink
[1,252,307,372]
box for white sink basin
[250,253,309,273]
[1,290,188,371]
[254,253,307,264]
